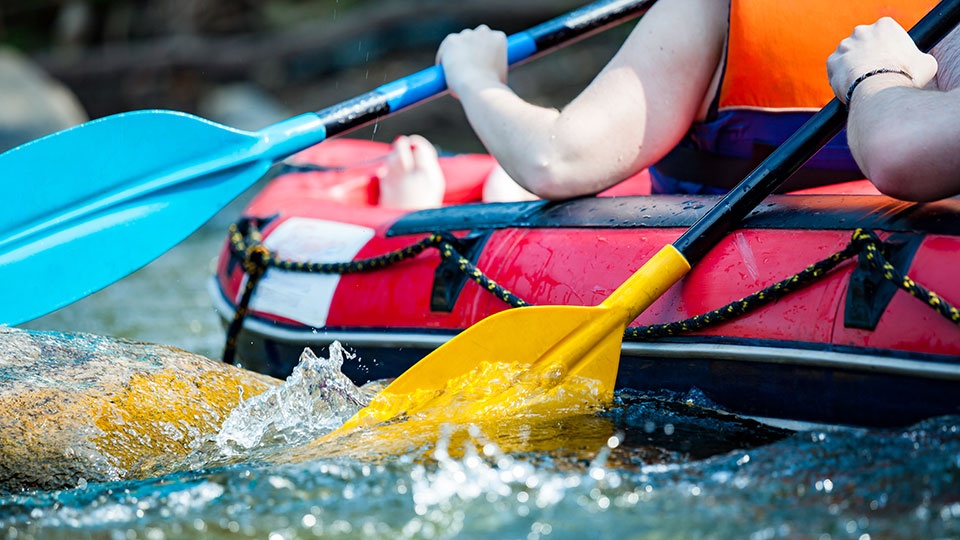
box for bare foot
[378,134,446,209]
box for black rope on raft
[857,229,960,324]
[626,228,960,340]
[221,219,528,364]
[221,221,960,364]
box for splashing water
[213,343,373,453]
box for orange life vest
[652,0,938,194]
[721,1,935,111]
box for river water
[3,358,960,540]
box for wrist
[845,68,913,108]
[447,70,506,98]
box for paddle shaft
[315,0,656,139]
[674,0,960,265]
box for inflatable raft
[210,139,960,428]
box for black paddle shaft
[674,0,960,265]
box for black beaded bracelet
[844,68,913,108]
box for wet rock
[0,327,280,493]
[0,47,88,153]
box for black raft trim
[387,195,960,237]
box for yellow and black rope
[625,238,858,339]
[222,221,959,364]
[222,220,527,363]
[628,228,960,339]
[858,230,960,325]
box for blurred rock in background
[0,47,87,152]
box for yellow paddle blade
[347,303,623,429]
[325,243,691,450]
[296,304,626,458]
[342,243,688,426]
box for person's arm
[828,17,960,202]
[437,0,728,200]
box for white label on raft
[245,217,376,328]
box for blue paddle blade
[0,110,325,325]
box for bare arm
[438,0,728,200]
[828,17,960,201]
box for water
[6,180,960,540]
[3,369,960,538]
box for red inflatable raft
[210,139,960,428]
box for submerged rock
[0,327,280,493]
